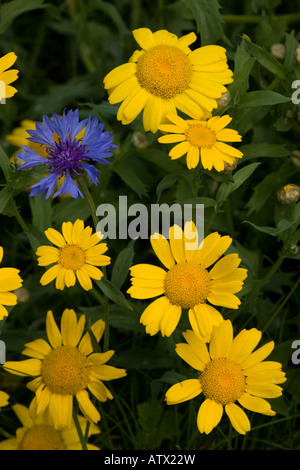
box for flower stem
[73,404,88,450]
[76,176,98,230]
[77,176,110,351]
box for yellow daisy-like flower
[165,320,286,435]
[103,28,233,133]
[0,391,9,408]
[127,222,247,341]
[0,404,100,450]
[0,247,23,320]
[0,52,18,101]
[3,309,127,430]
[36,219,110,291]
[158,113,243,171]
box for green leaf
[29,195,53,233]
[95,277,133,310]
[156,174,179,202]
[0,145,12,181]
[111,240,135,289]
[216,162,261,203]
[0,0,48,34]
[112,164,149,199]
[238,90,291,108]
[240,143,290,161]
[0,187,13,214]
[244,219,295,236]
[242,35,287,79]
[183,0,230,46]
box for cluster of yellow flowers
[0,27,286,448]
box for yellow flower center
[136,45,192,99]
[59,245,85,270]
[41,345,91,395]
[19,424,65,450]
[164,262,212,309]
[186,124,216,148]
[200,358,246,405]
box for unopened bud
[291,150,300,167]
[13,287,30,303]
[289,244,299,255]
[14,154,26,169]
[132,132,149,149]
[277,184,300,204]
[270,43,286,60]
[217,90,231,109]
[295,45,300,64]
[220,158,238,174]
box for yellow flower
[103,28,233,133]
[0,391,9,408]
[165,320,286,435]
[127,222,247,340]
[3,309,127,429]
[36,219,111,291]
[0,52,18,101]
[158,113,243,171]
[0,403,100,450]
[0,247,23,320]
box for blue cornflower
[17,109,116,198]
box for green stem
[77,176,98,230]
[73,404,88,450]
[11,200,30,233]
[262,275,300,333]
[252,255,285,299]
[77,176,110,351]
[222,13,300,23]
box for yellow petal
[197,398,223,434]
[209,320,233,359]
[225,402,250,434]
[165,379,202,405]
[46,310,62,349]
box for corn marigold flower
[0,52,18,101]
[0,403,100,450]
[3,309,127,430]
[127,222,247,340]
[36,219,110,291]
[0,247,23,320]
[0,391,9,409]
[103,28,233,133]
[158,113,243,171]
[165,320,286,435]
[16,109,116,199]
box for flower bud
[13,287,30,303]
[217,90,231,109]
[291,150,300,168]
[295,45,300,64]
[270,43,286,60]
[220,158,238,174]
[132,132,149,148]
[289,244,299,255]
[277,184,300,204]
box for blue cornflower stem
[73,401,88,450]
[76,175,99,230]
[76,175,110,352]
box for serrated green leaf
[183,0,230,45]
[242,35,288,78]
